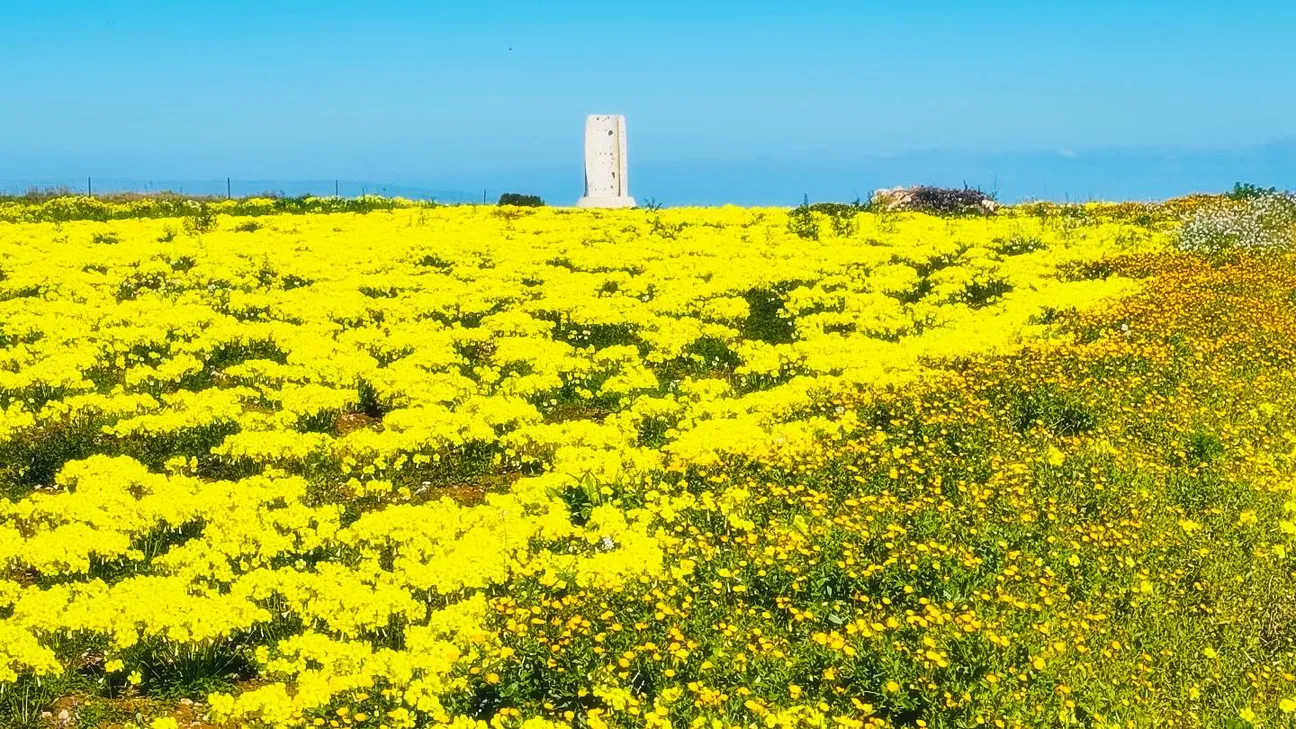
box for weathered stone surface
[872,186,915,211]
[577,114,636,209]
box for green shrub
[497,193,544,207]
[787,196,819,241]
[182,205,218,235]
[1228,182,1279,200]
[808,200,864,236]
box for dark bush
[904,186,997,216]
[498,193,545,207]
[1228,182,1279,200]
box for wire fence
[0,178,495,204]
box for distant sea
[626,142,1296,207]
[3,143,1292,208]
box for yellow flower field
[1,199,1295,728]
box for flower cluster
[3,202,1294,727]
[1177,192,1296,253]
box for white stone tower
[577,114,635,208]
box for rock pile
[872,185,999,215]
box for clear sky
[2,0,1293,204]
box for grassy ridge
[0,195,425,224]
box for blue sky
[1,0,1293,204]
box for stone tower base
[576,195,637,209]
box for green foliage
[994,233,1046,256]
[787,196,819,241]
[0,194,422,224]
[787,198,867,240]
[182,205,218,235]
[125,639,256,698]
[1008,385,1099,437]
[497,193,545,207]
[962,277,1014,308]
[809,200,865,236]
[742,288,798,344]
[1228,182,1279,200]
[0,674,79,728]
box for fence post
[87,176,92,196]
[227,177,232,199]
[335,179,339,198]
